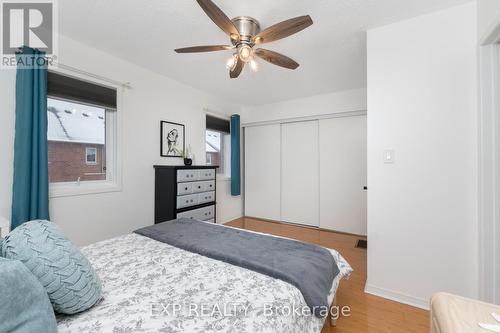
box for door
[244,124,281,221]
[319,115,367,235]
[281,120,319,227]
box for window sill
[49,181,122,198]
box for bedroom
[0,0,498,332]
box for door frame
[479,24,500,304]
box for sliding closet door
[319,115,367,235]
[281,121,319,227]
[244,124,281,221]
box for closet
[281,121,319,227]
[244,114,367,235]
[245,124,281,221]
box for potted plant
[177,145,193,166]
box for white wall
[0,35,243,246]
[478,0,500,41]
[0,70,16,232]
[366,2,478,309]
[241,88,367,124]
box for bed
[57,223,352,333]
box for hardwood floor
[225,217,429,333]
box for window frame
[48,68,122,198]
[205,113,231,180]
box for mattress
[57,231,352,333]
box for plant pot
[184,158,192,166]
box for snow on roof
[47,98,105,145]
[206,130,220,153]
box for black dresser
[154,165,218,224]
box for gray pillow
[2,220,102,314]
[0,257,58,332]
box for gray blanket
[134,219,339,317]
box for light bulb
[238,45,252,63]
[225,54,237,70]
[250,59,259,72]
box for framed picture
[160,121,185,157]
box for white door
[244,124,281,221]
[319,115,367,235]
[281,120,319,227]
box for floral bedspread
[57,232,352,333]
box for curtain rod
[15,46,131,88]
[16,47,132,89]
[51,62,132,89]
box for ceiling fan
[175,0,313,79]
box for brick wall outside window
[48,141,106,183]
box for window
[47,71,119,196]
[85,147,98,165]
[206,115,231,177]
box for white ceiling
[59,0,471,106]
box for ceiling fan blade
[196,0,240,41]
[230,58,244,79]
[254,49,299,70]
[175,45,232,53]
[253,15,313,45]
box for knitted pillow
[0,257,58,333]
[1,220,102,314]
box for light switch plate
[384,150,395,164]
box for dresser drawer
[191,180,216,193]
[177,193,199,209]
[198,169,216,180]
[177,205,215,221]
[198,191,215,204]
[177,182,193,195]
[204,180,216,191]
[177,169,199,182]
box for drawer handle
[198,186,201,189]
[185,187,188,190]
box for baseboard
[364,284,430,310]
[219,215,243,225]
[243,216,367,238]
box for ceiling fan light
[225,54,238,70]
[238,45,252,63]
[250,59,259,72]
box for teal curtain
[230,114,241,196]
[11,47,49,230]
